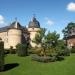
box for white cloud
[0,15,5,24]
[67,2,75,12]
[0,15,7,27]
[45,17,54,26]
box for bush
[71,46,75,53]
[32,54,56,63]
[9,46,16,54]
[0,41,4,71]
[63,48,70,56]
[4,49,10,54]
[16,44,28,56]
[56,49,70,57]
[56,55,64,61]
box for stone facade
[28,28,40,47]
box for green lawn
[0,54,75,75]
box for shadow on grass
[3,63,19,71]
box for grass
[0,54,75,75]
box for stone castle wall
[0,27,40,49]
[0,29,22,49]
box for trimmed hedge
[71,47,75,53]
[16,44,28,57]
[32,54,65,63]
[32,54,56,63]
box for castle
[0,17,40,49]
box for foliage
[62,22,75,39]
[33,28,62,55]
[55,40,70,56]
[32,54,57,63]
[32,28,65,57]
[32,28,71,62]
[9,46,16,54]
[70,46,75,53]
[33,28,46,45]
[16,43,28,56]
[45,31,60,55]
[4,49,10,54]
[32,28,47,56]
[0,41,4,71]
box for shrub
[4,49,10,54]
[56,55,64,61]
[32,54,56,63]
[10,46,16,54]
[63,48,70,56]
[71,46,75,53]
[0,41,4,71]
[16,44,28,56]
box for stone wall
[0,29,22,49]
[28,28,40,47]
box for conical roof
[28,17,40,28]
[9,21,21,29]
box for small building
[0,17,41,49]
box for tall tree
[33,29,60,56]
[32,28,46,56]
[62,22,75,39]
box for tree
[62,22,75,39]
[32,28,46,56]
[32,29,66,62]
[33,28,46,45]
[0,41,4,71]
[33,28,60,56]
[45,31,60,56]
[45,31,59,47]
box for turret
[5,20,22,49]
[28,17,40,47]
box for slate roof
[0,26,9,32]
[0,21,25,32]
[28,17,40,28]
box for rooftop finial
[15,17,18,28]
[32,14,36,21]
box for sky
[0,0,75,39]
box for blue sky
[0,0,75,39]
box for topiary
[16,43,28,56]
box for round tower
[28,17,40,47]
[7,21,22,49]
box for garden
[0,22,75,75]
